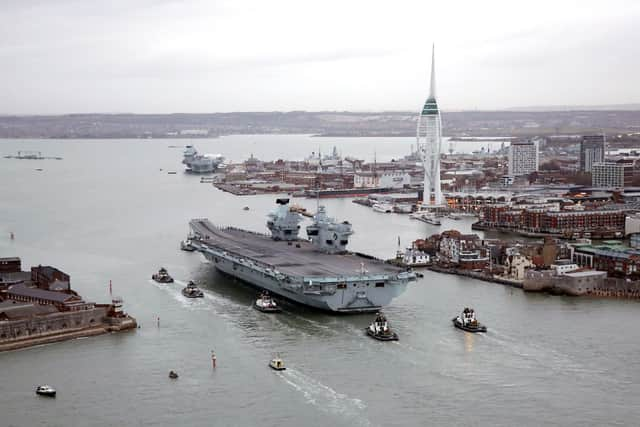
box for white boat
[35,385,56,397]
[415,212,441,225]
[452,307,487,333]
[372,203,393,213]
[366,312,398,341]
[269,356,286,371]
[182,281,204,298]
[447,213,462,220]
[254,291,282,313]
[393,204,413,214]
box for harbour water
[1,136,639,426]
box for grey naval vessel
[188,199,416,313]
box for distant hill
[1,110,639,139]
[504,104,640,112]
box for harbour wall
[0,306,137,352]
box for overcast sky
[2,0,640,114]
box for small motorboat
[169,370,179,379]
[269,355,286,371]
[372,203,393,213]
[365,312,399,341]
[182,281,204,298]
[243,206,250,211]
[253,291,282,313]
[419,212,442,226]
[35,385,56,397]
[152,267,174,283]
[180,240,196,252]
[452,307,487,333]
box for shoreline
[425,264,640,299]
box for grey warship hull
[189,219,414,313]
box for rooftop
[564,270,607,278]
[7,284,82,304]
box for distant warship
[182,145,224,173]
[188,199,415,313]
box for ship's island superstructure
[189,199,415,312]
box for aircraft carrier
[188,199,415,313]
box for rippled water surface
[0,137,639,427]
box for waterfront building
[353,171,411,189]
[439,230,481,263]
[580,135,606,172]
[503,250,535,280]
[417,45,443,205]
[592,161,633,188]
[30,265,70,291]
[508,140,539,176]
[0,257,21,273]
[458,250,490,270]
[571,242,640,276]
[478,204,626,237]
[550,261,579,275]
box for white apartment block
[591,162,630,188]
[508,140,539,176]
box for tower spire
[429,44,436,100]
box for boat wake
[278,368,370,426]
[148,279,208,310]
[481,328,612,381]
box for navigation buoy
[211,350,217,369]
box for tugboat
[35,385,56,397]
[152,267,174,283]
[182,281,204,298]
[169,370,179,379]
[452,307,487,333]
[253,291,282,313]
[269,355,286,371]
[180,239,196,252]
[365,312,399,341]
